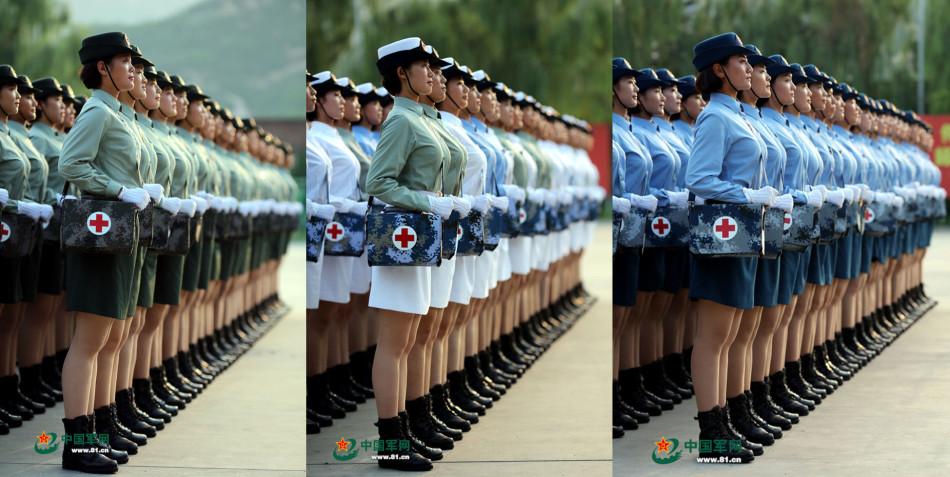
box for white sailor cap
[355,82,377,95]
[335,76,358,96]
[355,82,383,104]
[441,58,472,82]
[424,45,451,68]
[311,71,344,94]
[493,81,513,100]
[376,37,431,75]
[376,86,389,96]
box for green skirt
[153,254,185,306]
[181,236,204,292]
[137,253,160,308]
[0,257,23,303]
[18,229,44,303]
[65,249,136,320]
[198,238,214,290]
[126,246,147,316]
[37,240,64,295]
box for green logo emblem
[652,437,682,464]
[35,431,60,454]
[333,437,359,461]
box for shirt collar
[612,112,631,130]
[311,120,339,136]
[441,111,462,129]
[393,96,424,116]
[92,89,122,112]
[630,116,659,132]
[761,107,788,125]
[7,120,27,136]
[709,92,742,114]
[420,103,440,120]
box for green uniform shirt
[337,127,372,201]
[121,107,157,185]
[492,127,528,189]
[0,121,30,213]
[153,120,191,198]
[8,121,49,204]
[59,89,143,198]
[516,131,552,189]
[137,114,174,194]
[29,121,64,205]
[366,96,449,212]
[421,104,465,197]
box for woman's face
[718,54,752,91]
[844,98,861,126]
[105,54,135,91]
[808,83,825,112]
[0,84,20,116]
[638,86,665,116]
[513,105,524,129]
[682,94,706,119]
[661,85,682,115]
[523,106,536,128]
[821,89,837,118]
[306,83,316,113]
[342,95,361,122]
[481,89,498,119]
[201,112,217,138]
[446,77,467,109]
[832,95,845,122]
[64,103,75,127]
[175,92,188,119]
[466,84,480,113]
[40,95,65,125]
[319,90,344,120]
[772,73,794,106]
[130,65,146,100]
[750,64,771,99]
[427,66,447,102]
[159,86,178,117]
[18,92,36,121]
[498,98,513,126]
[187,101,205,128]
[382,102,394,122]
[403,60,433,96]
[363,100,382,126]
[793,82,811,113]
[614,75,637,109]
[142,78,160,110]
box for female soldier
[366,37,455,471]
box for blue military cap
[692,32,749,72]
[677,75,698,97]
[655,68,686,87]
[840,83,860,100]
[613,57,640,82]
[743,45,774,67]
[635,68,667,90]
[765,55,794,79]
[788,63,810,84]
[802,64,824,84]
[440,58,472,82]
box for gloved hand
[451,196,473,216]
[238,201,253,216]
[825,189,845,207]
[841,187,854,205]
[179,199,197,217]
[491,195,510,212]
[612,196,632,216]
[118,187,150,211]
[668,191,689,208]
[192,196,209,214]
[55,193,78,206]
[142,183,165,204]
[329,196,357,214]
[893,196,905,208]
[743,188,777,207]
[526,188,545,203]
[38,204,54,223]
[472,195,491,213]
[17,202,43,220]
[937,188,947,200]
[812,184,828,201]
[862,189,874,204]
[195,190,213,201]
[314,203,336,220]
[427,195,454,220]
[856,183,871,196]
[805,190,823,208]
[693,196,706,205]
[772,194,794,213]
[350,201,369,216]
[501,185,526,203]
[875,192,891,206]
[0,188,8,207]
[627,194,658,213]
[306,199,315,219]
[761,185,780,198]
[210,196,226,211]
[160,197,181,215]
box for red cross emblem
[865,207,874,223]
[457,225,462,237]
[518,208,526,224]
[326,221,344,241]
[0,222,9,243]
[651,216,670,237]
[714,216,737,240]
[392,226,417,250]
[783,212,792,231]
[87,212,111,235]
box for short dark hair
[79,62,102,89]
[695,64,723,99]
[381,68,402,95]
[306,110,316,121]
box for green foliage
[614,0,947,113]
[307,0,611,122]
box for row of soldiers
[0,31,299,474]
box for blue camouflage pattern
[366,209,442,267]
[689,202,765,258]
[324,212,365,257]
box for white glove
[805,190,823,208]
[693,196,706,205]
[772,194,794,213]
[893,196,905,208]
[451,196,473,216]
[16,202,43,220]
[628,194,658,212]
[142,183,165,204]
[160,197,181,215]
[179,199,197,217]
[226,197,239,212]
[812,184,828,201]
[875,192,891,206]
[427,195,454,220]
[744,188,777,207]
[825,190,845,207]
[526,188,545,203]
[491,195,510,212]
[195,190,213,201]
[192,196,209,214]
[314,203,336,220]
[211,196,226,211]
[0,188,8,207]
[761,185,780,198]
[305,199,315,219]
[38,204,54,222]
[937,188,947,200]
[841,187,854,205]
[612,196,632,216]
[472,195,491,213]
[118,187,150,211]
[894,187,910,199]
[329,197,357,214]
[856,183,870,195]
[350,201,369,216]
[501,185,526,202]
[668,191,688,208]
[862,189,874,204]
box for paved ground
[307,225,614,476]
[0,243,307,476]
[612,228,950,476]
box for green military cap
[0,65,26,86]
[168,74,187,92]
[61,84,76,103]
[32,77,63,99]
[17,75,34,94]
[78,32,138,64]
[130,44,154,67]
[153,70,174,89]
[185,84,208,102]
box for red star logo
[655,436,672,453]
[37,431,51,445]
[335,437,349,452]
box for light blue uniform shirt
[351,125,378,158]
[672,119,694,149]
[762,107,807,203]
[741,104,784,191]
[612,113,651,197]
[655,117,690,189]
[630,116,678,205]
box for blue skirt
[861,234,874,274]
[834,233,853,280]
[795,245,810,295]
[661,249,687,294]
[849,232,862,279]
[806,245,823,285]
[613,251,640,307]
[689,255,757,310]
[822,242,836,284]
[638,249,665,292]
[778,250,802,305]
[754,256,781,308]
[918,221,933,248]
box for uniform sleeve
[366,115,429,212]
[686,114,747,203]
[612,140,624,196]
[58,106,124,197]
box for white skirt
[306,257,324,309]
[319,256,354,304]
[430,256,456,309]
[449,255,476,305]
[349,251,371,294]
[472,252,492,299]
[509,236,532,275]
[498,238,512,282]
[369,265,431,315]
[488,247,499,290]
[533,235,548,271]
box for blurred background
[309,0,613,192]
[0,0,307,197]
[614,0,950,196]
